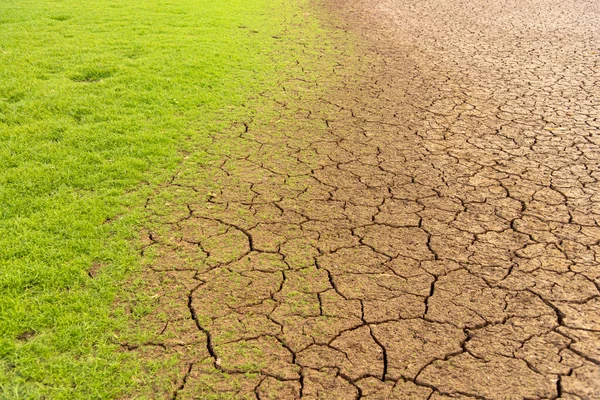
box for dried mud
[125,0,600,398]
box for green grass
[0,0,334,397]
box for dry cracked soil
[125,0,600,398]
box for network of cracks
[125,0,600,398]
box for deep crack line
[186,285,220,369]
[172,362,194,400]
[368,325,388,382]
[423,275,438,319]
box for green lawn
[0,0,331,397]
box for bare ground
[123,0,600,398]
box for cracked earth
[126,0,600,398]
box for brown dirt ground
[122,0,600,398]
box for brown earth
[124,0,600,398]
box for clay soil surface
[127,0,600,398]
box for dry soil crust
[129,0,600,398]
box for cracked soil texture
[128,0,600,398]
